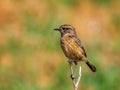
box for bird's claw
[71,74,75,80]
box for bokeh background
[0,0,120,90]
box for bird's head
[54,24,76,36]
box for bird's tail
[86,60,96,72]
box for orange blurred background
[0,0,120,90]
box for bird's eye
[62,28,65,30]
[62,27,70,30]
[66,28,69,30]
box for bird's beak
[54,28,60,31]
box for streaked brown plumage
[54,24,96,72]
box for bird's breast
[60,35,84,61]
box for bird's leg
[68,59,75,80]
[68,60,75,85]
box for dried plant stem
[68,60,82,90]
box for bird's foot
[71,74,75,80]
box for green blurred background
[0,0,120,90]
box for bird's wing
[81,46,87,57]
[70,35,87,57]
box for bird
[54,24,96,72]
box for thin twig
[74,66,81,90]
